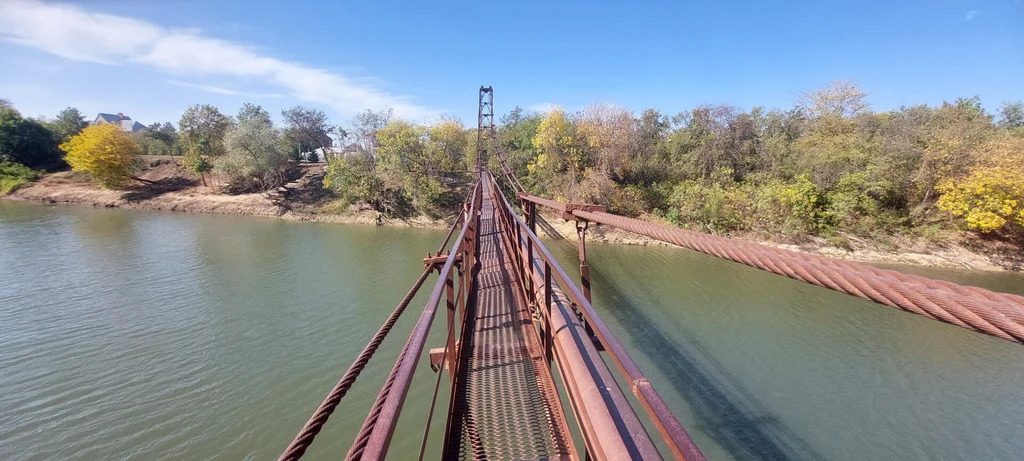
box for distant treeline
[3,82,1023,242]
[491,82,1024,242]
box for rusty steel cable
[278,210,468,461]
[346,183,481,460]
[555,206,1024,344]
[416,298,457,461]
[277,267,435,461]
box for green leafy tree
[138,122,179,156]
[48,107,88,143]
[219,103,287,191]
[998,101,1024,131]
[324,154,384,206]
[425,117,469,171]
[0,106,63,170]
[179,104,231,185]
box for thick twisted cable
[571,209,1024,344]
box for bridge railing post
[543,261,553,365]
[575,220,597,341]
[575,220,591,303]
[444,266,457,380]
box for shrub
[0,161,41,195]
[668,174,748,233]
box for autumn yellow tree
[61,124,143,188]
[530,108,593,199]
[937,135,1024,232]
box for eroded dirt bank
[6,161,1021,271]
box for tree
[282,106,338,164]
[498,107,542,180]
[48,107,88,143]
[937,135,1024,233]
[352,108,393,155]
[179,104,231,186]
[219,103,287,191]
[998,101,1024,130]
[60,124,144,188]
[140,122,179,156]
[579,103,633,178]
[913,99,992,213]
[0,106,63,170]
[324,153,384,206]
[531,108,593,198]
[797,81,870,119]
[425,117,469,171]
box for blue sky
[0,0,1021,127]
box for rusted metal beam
[423,252,461,271]
[515,192,606,221]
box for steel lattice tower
[477,86,494,173]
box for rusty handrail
[345,181,482,460]
[488,172,705,461]
[515,193,1024,344]
[277,205,472,461]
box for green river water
[1,199,1023,460]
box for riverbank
[5,164,1021,272]
[5,162,447,229]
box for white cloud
[964,9,981,21]
[166,80,283,98]
[0,0,434,118]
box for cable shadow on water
[588,266,827,461]
[535,215,566,240]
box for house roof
[121,120,145,132]
[93,113,145,132]
[96,112,131,123]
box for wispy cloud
[0,0,434,118]
[167,80,283,98]
[964,9,982,21]
[528,102,561,113]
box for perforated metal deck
[443,186,574,461]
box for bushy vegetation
[218,104,289,192]
[323,115,471,217]
[0,161,41,195]
[0,104,65,170]
[495,82,1024,240]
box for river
[1,199,1023,460]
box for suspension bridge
[278,87,1024,461]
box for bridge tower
[477,86,494,173]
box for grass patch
[0,161,41,195]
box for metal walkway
[443,180,573,460]
[280,86,1024,461]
